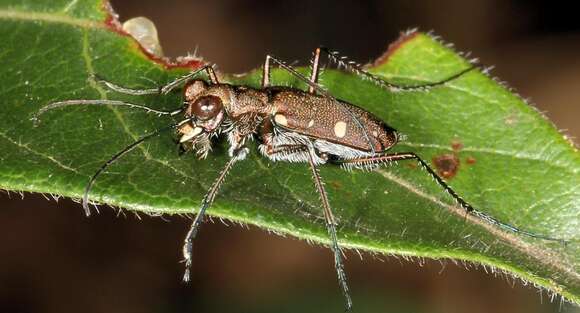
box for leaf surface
[0,0,578,303]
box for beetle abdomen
[270,90,397,152]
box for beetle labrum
[36,47,567,310]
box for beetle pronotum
[36,46,567,310]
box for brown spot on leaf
[451,139,463,152]
[433,154,460,179]
[504,112,519,126]
[466,156,477,165]
[372,30,420,67]
[329,181,342,190]
[406,162,418,170]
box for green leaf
[1,0,578,304]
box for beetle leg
[92,65,218,96]
[258,126,309,161]
[204,66,220,84]
[262,139,354,310]
[160,65,219,93]
[182,147,246,282]
[266,144,307,156]
[257,126,351,308]
[261,52,320,91]
[261,55,272,88]
[308,47,322,94]
[262,54,330,96]
[306,149,352,311]
[338,152,567,244]
[92,73,160,95]
[316,46,479,91]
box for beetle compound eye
[192,96,223,120]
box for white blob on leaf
[123,17,164,57]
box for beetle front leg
[182,147,245,282]
[94,65,218,96]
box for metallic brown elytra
[37,46,567,311]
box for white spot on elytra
[372,130,378,137]
[274,114,288,126]
[334,121,347,138]
[307,119,314,128]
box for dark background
[1,1,579,313]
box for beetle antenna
[81,119,189,216]
[34,99,182,125]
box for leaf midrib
[0,8,102,29]
[398,141,576,173]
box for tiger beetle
[36,47,567,311]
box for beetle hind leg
[338,152,568,244]
[258,124,329,164]
[259,139,354,310]
[181,149,244,282]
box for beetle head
[178,80,230,142]
[177,79,232,158]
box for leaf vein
[398,141,576,173]
[376,168,579,283]
[0,130,79,174]
[0,8,102,29]
[79,29,204,188]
